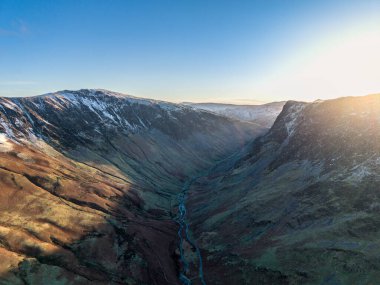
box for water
[176,178,207,285]
[175,150,245,285]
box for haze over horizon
[1,0,379,104]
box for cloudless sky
[0,0,379,103]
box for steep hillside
[0,89,261,284]
[2,90,378,285]
[0,89,263,208]
[186,94,380,284]
[185,102,285,129]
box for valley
[0,90,379,284]
[0,89,260,285]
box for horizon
[1,3,380,283]
[1,0,380,104]
[1,87,379,107]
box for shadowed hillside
[0,90,261,284]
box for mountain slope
[186,94,380,284]
[0,89,262,284]
[0,89,264,208]
[2,90,379,285]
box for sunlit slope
[0,89,261,284]
[187,94,380,284]
[0,89,262,209]
[0,138,175,284]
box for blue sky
[0,0,379,103]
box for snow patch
[0,118,15,138]
[0,133,13,152]
[1,100,19,111]
[347,165,372,182]
[284,103,305,136]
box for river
[176,177,207,285]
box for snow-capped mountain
[0,89,262,284]
[1,90,379,284]
[0,89,250,140]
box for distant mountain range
[184,101,286,128]
[0,89,379,284]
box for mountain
[1,90,379,285]
[0,89,262,285]
[186,94,380,284]
[184,102,285,129]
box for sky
[0,0,379,104]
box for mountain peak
[41,89,133,99]
[35,89,189,112]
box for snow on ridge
[284,103,306,136]
[0,99,19,111]
[0,118,15,138]
[51,90,162,130]
[37,89,192,114]
[0,89,229,139]
[3,89,210,119]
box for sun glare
[254,18,380,102]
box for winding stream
[175,149,246,285]
[176,177,207,285]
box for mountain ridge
[0,90,379,284]
[0,89,262,285]
[185,93,380,284]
